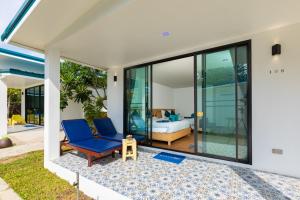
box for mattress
[152,119,190,133]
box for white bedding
[152,118,191,133]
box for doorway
[151,56,194,152]
[124,40,251,163]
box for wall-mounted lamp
[197,112,203,118]
[113,75,117,82]
[272,44,281,56]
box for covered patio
[2,0,300,199]
[54,148,300,200]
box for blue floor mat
[153,152,186,164]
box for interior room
[152,56,196,152]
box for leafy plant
[7,88,21,118]
[60,61,107,124]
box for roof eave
[1,0,37,42]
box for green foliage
[0,151,91,200]
[7,88,21,117]
[60,61,107,123]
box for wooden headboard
[152,108,175,118]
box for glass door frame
[25,84,44,125]
[196,43,252,164]
[123,40,252,164]
[123,65,153,145]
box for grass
[0,151,92,200]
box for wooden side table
[122,136,137,161]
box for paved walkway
[0,178,21,200]
[0,128,44,160]
[0,128,65,160]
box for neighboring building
[0,47,44,127]
[0,47,83,128]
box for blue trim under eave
[0,48,44,63]
[0,69,44,79]
[1,0,36,42]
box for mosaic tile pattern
[54,150,300,200]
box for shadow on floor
[230,166,291,200]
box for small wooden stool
[122,135,137,161]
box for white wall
[107,23,300,178]
[60,100,84,121]
[173,87,194,117]
[152,82,174,109]
[251,23,300,178]
[21,88,25,118]
[107,67,123,133]
[152,84,194,117]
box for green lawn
[0,151,91,200]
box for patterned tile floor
[54,149,300,200]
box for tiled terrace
[54,149,300,200]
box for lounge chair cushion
[99,133,124,142]
[94,117,145,142]
[61,119,94,143]
[70,138,121,153]
[93,118,118,136]
[100,133,145,142]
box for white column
[21,88,25,119]
[44,48,60,167]
[0,79,7,137]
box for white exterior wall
[107,23,300,178]
[107,67,123,133]
[0,79,7,136]
[21,88,25,118]
[251,23,300,178]
[60,100,84,122]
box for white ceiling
[1,75,43,88]
[153,57,193,88]
[9,0,300,68]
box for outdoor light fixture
[162,31,171,37]
[113,75,117,82]
[272,44,281,56]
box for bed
[152,109,192,146]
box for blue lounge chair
[61,119,122,167]
[93,117,145,142]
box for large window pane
[236,46,249,160]
[125,66,150,143]
[197,44,250,162]
[25,85,44,125]
[202,49,237,158]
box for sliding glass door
[25,85,44,125]
[196,42,251,163]
[124,66,152,144]
[124,41,251,163]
